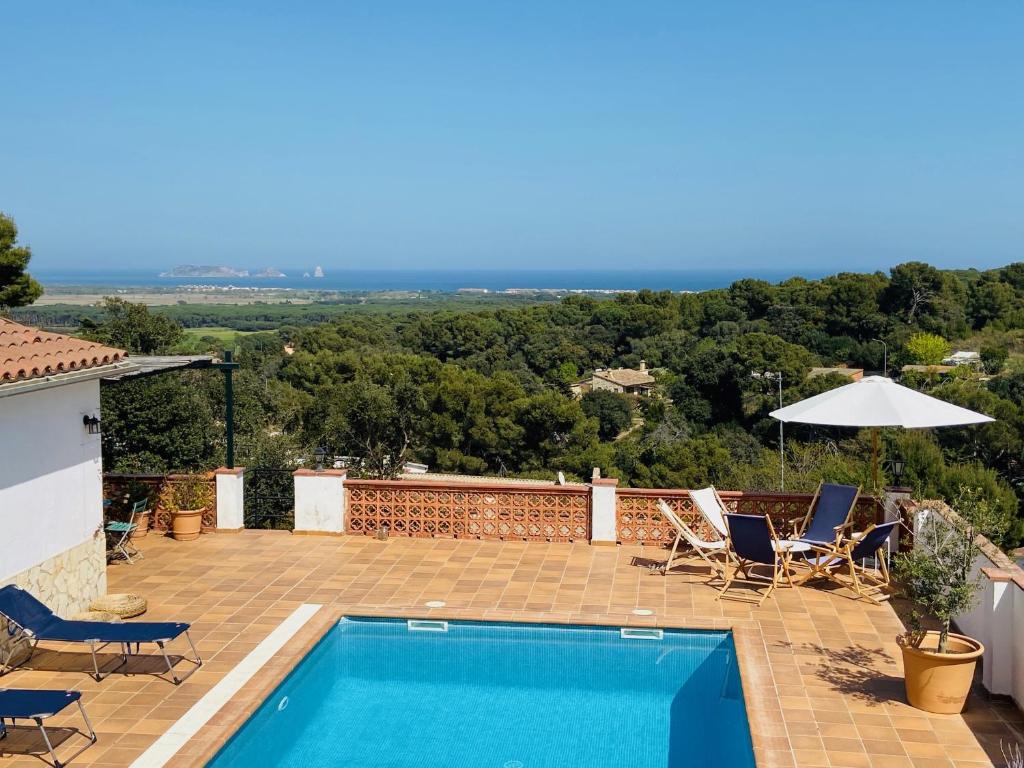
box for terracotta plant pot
[130,511,151,539]
[899,630,984,714]
[171,508,204,541]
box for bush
[980,344,1009,374]
[159,475,215,513]
[580,390,634,441]
[906,333,951,366]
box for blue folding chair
[0,586,201,685]
[717,513,797,606]
[798,521,899,603]
[790,482,860,548]
[0,689,96,767]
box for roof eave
[0,360,140,398]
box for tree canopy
[0,213,43,309]
[87,259,1024,545]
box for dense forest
[80,261,1024,543]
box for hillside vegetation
[88,261,1024,543]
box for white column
[214,467,245,531]
[979,568,1015,696]
[293,469,347,535]
[1011,585,1024,705]
[590,478,618,545]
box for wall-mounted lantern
[885,455,906,487]
[82,414,102,435]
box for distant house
[943,350,981,367]
[0,319,134,619]
[808,366,864,381]
[571,361,656,398]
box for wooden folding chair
[717,513,796,606]
[797,521,898,603]
[656,500,729,580]
[790,482,860,549]
[688,486,731,540]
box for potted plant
[160,475,214,541]
[893,486,1004,714]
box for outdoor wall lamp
[885,455,906,486]
[314,446,327,471]
[82,414,102,435]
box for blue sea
[34,267,827,293]
[206,618,755,768]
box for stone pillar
[293,469,347,535]
[590,476,619,546]
[214,467,246,531]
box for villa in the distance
[571,360,656,397]
[943,350,981,367]
[807,365,864,381]
[0,319,132,617]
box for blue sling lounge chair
[0,586,201,685]
[717,513,798,606]
[0,689,96,767]
[790,482,861,548]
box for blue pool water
[206,618,755,768]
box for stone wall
[0,533,107,669]
[1,532,106,616]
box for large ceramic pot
[130,510,151,539]
[898,631,984,714]
[171,508,204,541]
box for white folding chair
[657,500,729,580]
[689,486,730,540]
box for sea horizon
[34,266,835,294]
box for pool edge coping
[179,610,776,768]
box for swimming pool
[206,618,756,768]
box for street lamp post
[752,371,785,491]
[873,338,888,377]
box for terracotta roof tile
[593,368,656,387]
[0,318,127,384]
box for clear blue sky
[3,1,1022,272]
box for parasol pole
[871,426,879,490]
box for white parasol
[770,375,994,486]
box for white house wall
[914,505,1024,706]
[0,379,106,614]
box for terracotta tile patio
[2,531,1022,768]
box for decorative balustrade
[345,479,591,542]
[616,488,882,546]
[102,473,217,533]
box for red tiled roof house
[0,318,134,617]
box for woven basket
[88,593,147,619]
[71,610,122,623]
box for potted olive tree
[160,475,214,541]
[893,487,1004,714]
